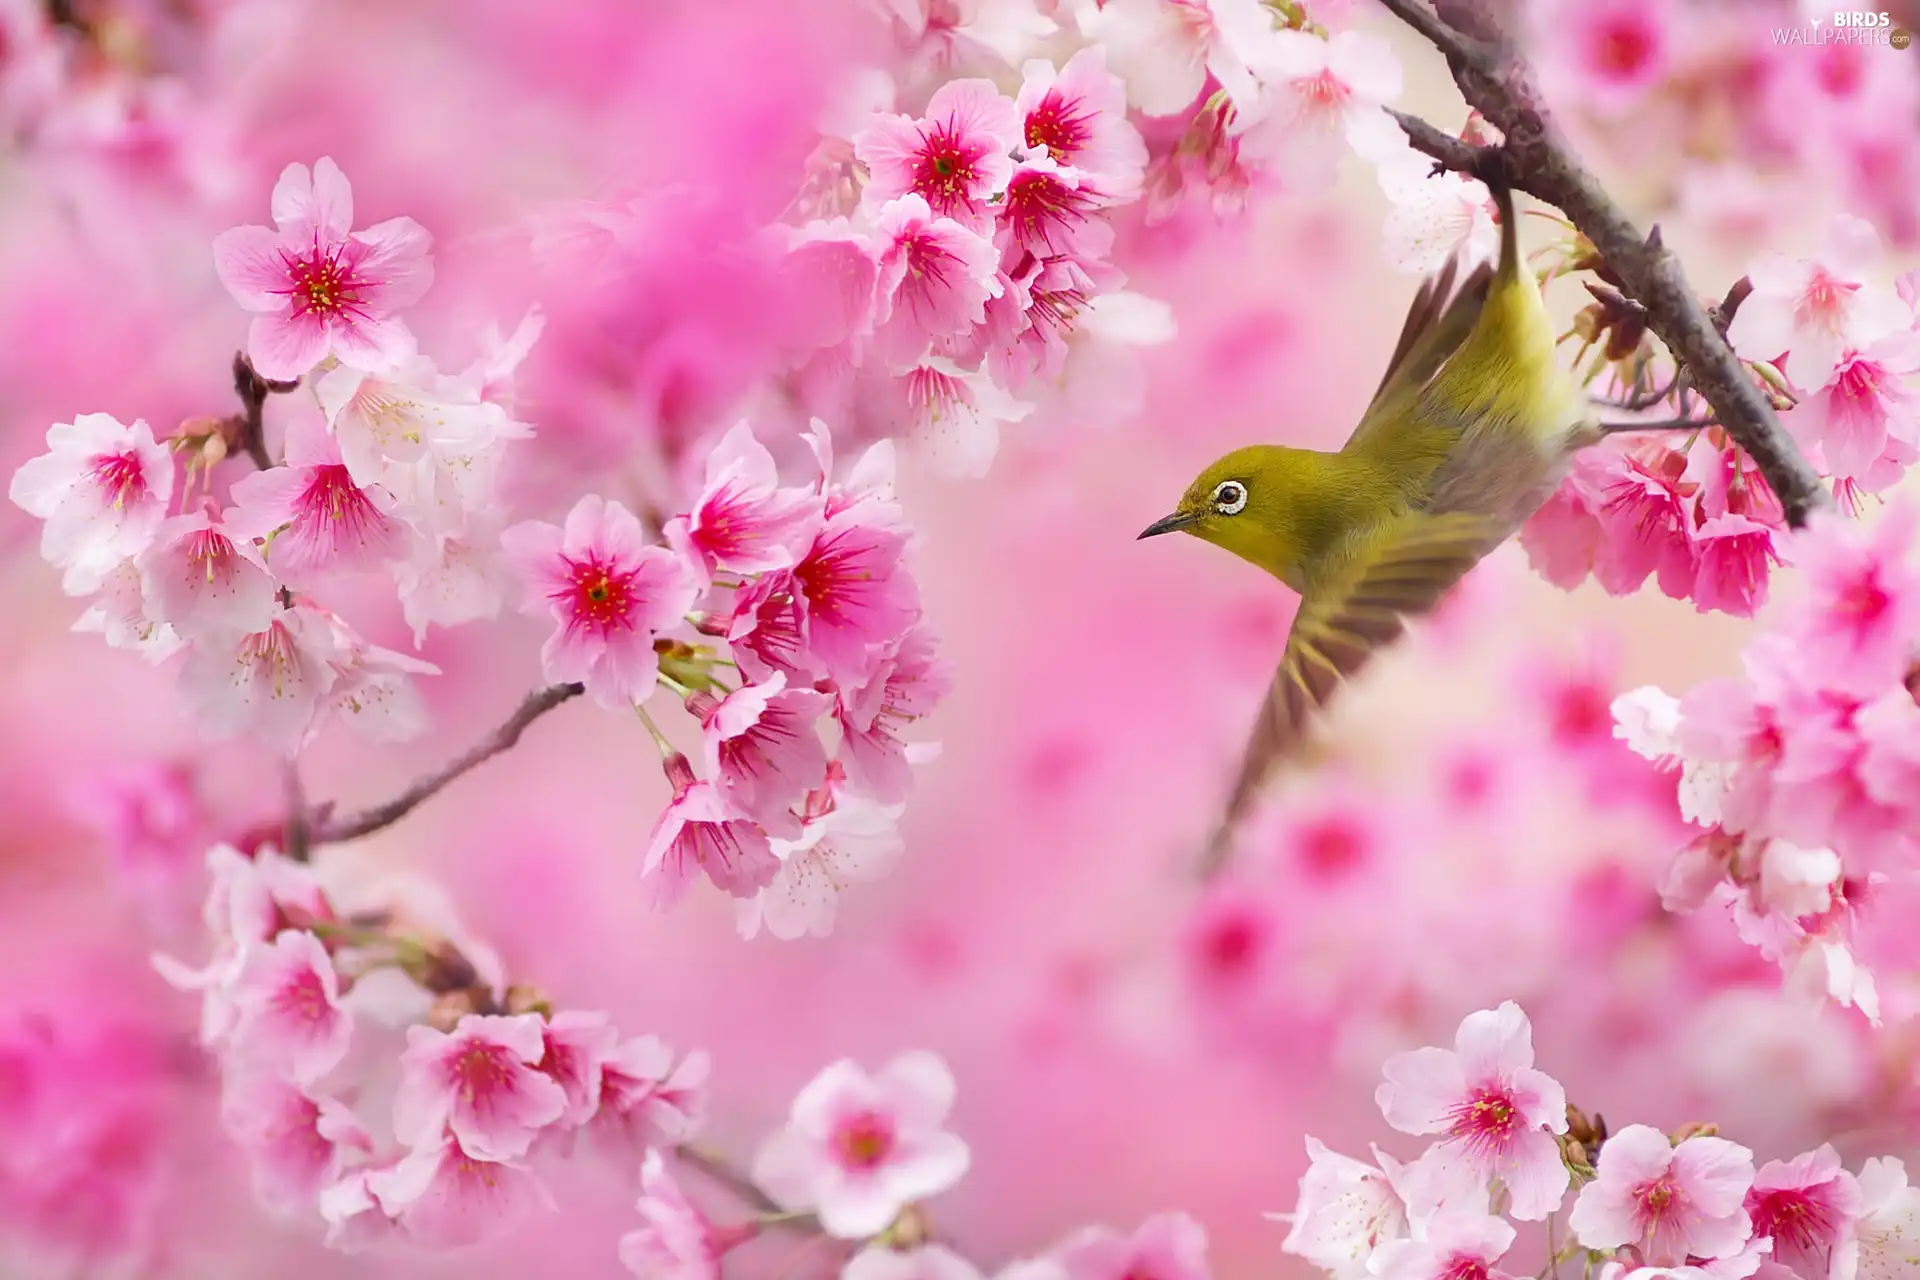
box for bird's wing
[1346,254,1498,455]
[1197,509,1506,875]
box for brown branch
[313,683,586,844]
[1379,1,1831,528]
[676,1145,789,1218]
[226,352,299,471]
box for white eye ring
[1212,480,1248,515]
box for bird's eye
[1212,480,1248,515]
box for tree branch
[1380,1,1831,528]
[676,1144,788,1218]
[314,683,586,844]
[227,352,299,471]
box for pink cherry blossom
[1368,1212,1521,1280]
[640,753,781,909]
[781,220,881,349]
[856,78,1019,230]
[1375,1001,1570,1221]
[995,154,1112,262]
[1015,47,1146,199]
[1746,1146,1863,1279]
[391,1013,569,1161]
[319,1167,398,1253]
[897,357,1034,479]
[393,520,509,646]
[1274,1139,1413,1279]
[1728,215,1913,392]
[1235,29,1405,192]
[726,570,818,684]
[751,1050,970,1239]
[591,1036,710,1156]
[738,780,905,942]
[365,1136,554,1250]
[870,194,1004,365]
[536,1010,620,1129]
[225,929,353,1084]
[319,612,441,742]
[1847,1158,1920,1280]
[501,494,698,710]
[1787,501,1920,697]
[1528,0,1676,116]
[212,157,433,380]
[135,505,278,642]
[1568,1124,1757,1265]
[225,412,405,585]
[618,1150,747,1280]
[792,490,923,690]
[73,558,181,660]
[694,672,832,838]
[1786,331,1920,486]
[663,421,822,585]
[845,1245,985,1280]
[836,625,952,804]
[177,604,340,753]
[9,413,175,591]
[1359,124,1499,277]
[1089,0,1279,117]
[1051,1213,1210,1280]
[220,1070,371,1217]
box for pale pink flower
[781,220,881,349]
[1051,1213,1210,1280]
[10,413,174,591]
[319,612,441,743]
[212,157,433,380]
[1273,1140,1413,1279]
[1785,331,1920,485]
[1089,0,1279,117]
[619,1150,745,1280]
[1373,157,1500,277]
[1746,1146,1862,1279]
[226,413,404,585]
[365,1136,554,1250]
[1844,1158,1920,1280]
[225,929,353,1084]
[319,1167,398,1253]
[1568,1125,1756,1264]
[135,506,278,642]
[846,1245,985,1280]
[1788,502,1920,696]
[640,754,781,909]
[792,493,923,690]
[1529,0,1676,115]
[177,604,340,753]
[695,672,832,838]
[220,1070,371,1217]
[1375,1001,1570,1220]
[1857,688,1920,823]
[738,784,906,942]
[1016,46,1147,199]
[536,1010,621,1129]
[391,1014,569,1161]
[1235,29,1406,192]
[1520,453,1614,590]
[73,557,181,660]
[664,422,822,585]
[996,154,1111,260]
[836,625,952,804]
[871,194,1004,365]
[1728,216,1913,392]
[856,79,1019,230]
[751,1050,971,1239]
[501,494,698,710]
[1600,1241,1776,1280]
[898,357,1034,479]
[393,521,508,646]
[592,1036,711,1156]
[1368,1212,1521,1280]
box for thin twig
[313,683,586,844]
[676,1144,788,1218]
[227,352,298,471]
[1381,2,1830,529]
[283,761,312,862]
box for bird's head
[1136,445,1310,584]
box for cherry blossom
[1273,1140,1414,1280]
[1015,46,1147,199]
[1568,1125,1757,1265]
[618,1150,747,1280]
[640,753,781,909]
[1846,1158,1920,1280]
[870,194,1005,365]
[226,412,404,584]
[1745,1146,1862,1278]
[219,1070,371,1217]
[502,494,699,710]
[134,505,278,642]
[836,624,953,804]
[751,1050,970,1239]
[1728,215,1913,392]
[857,78,1019,230]
[1785,331,1920,487]
[898,356,1035,479]
[536,1010,620,1129]
[1235,29,1406,191]
[9,413,174,592]
[1368,1212,1522,1280]
[391,1014,569,1161]
[1051,1213,1211,1280]
[663,421,822,585]
[1088,0,1279,118]
[1788,503,1920,697]
[224,929,353,1084]
[212,157,433,380]
[694,672,832,838]
[365,1136,555,1250]
[176,604,341,753]
[845,1245,986,1280]
[1375,1001,1569,1220]
[791,475,923,690]
[737,784,906,942]
[591,1035,711,1157]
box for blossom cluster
[153,841,708,1251]
[1608,498,1920,1024]
[1279,1000,1920,1280]
[1522,214,1920,619]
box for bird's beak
[1137,511,1201,540]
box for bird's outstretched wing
[1347,253,1498,456]
[1196,510,1506,876]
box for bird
[1137,174,1601,876]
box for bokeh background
[2,0,1918,1276]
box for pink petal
[328,312,418,375]
[248,311,332,382]
[213,225,293,311]
[1377,1046,1468,1134]
[353,216,435,311]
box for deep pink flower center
[905,366,971,420]
[1750,1187,1839,1255]
[1200,908,1264,977]
[911,120,985,213]
[1025,91,1094,162]
[297,465,383,532]
[184,528,240,585]
[1003,170,1095,251]
[1816,45,1865,97]
[1441,1256,1491,1280]
[1633,1171,1684,1230]
[1838,571,1889,627]
[1593,18,1655,77]
[562,556,638,631]
[280,237,369,321]
[274,965,332,1027]
[450,1042,515,1103]
[1299,70,1352,111]
[1297,817,1366,877]
[831,1110,896,1170]
[1799,269,1859,330]
[1554,681,1612,743]
[1029,277,1089,337]
[240,620,297,674]
[794,531,878,627]
[88,451,149,509]
[1445,1084,1522,1153]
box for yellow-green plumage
[1138,181,1597,870]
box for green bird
[1138,179,1601,872]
